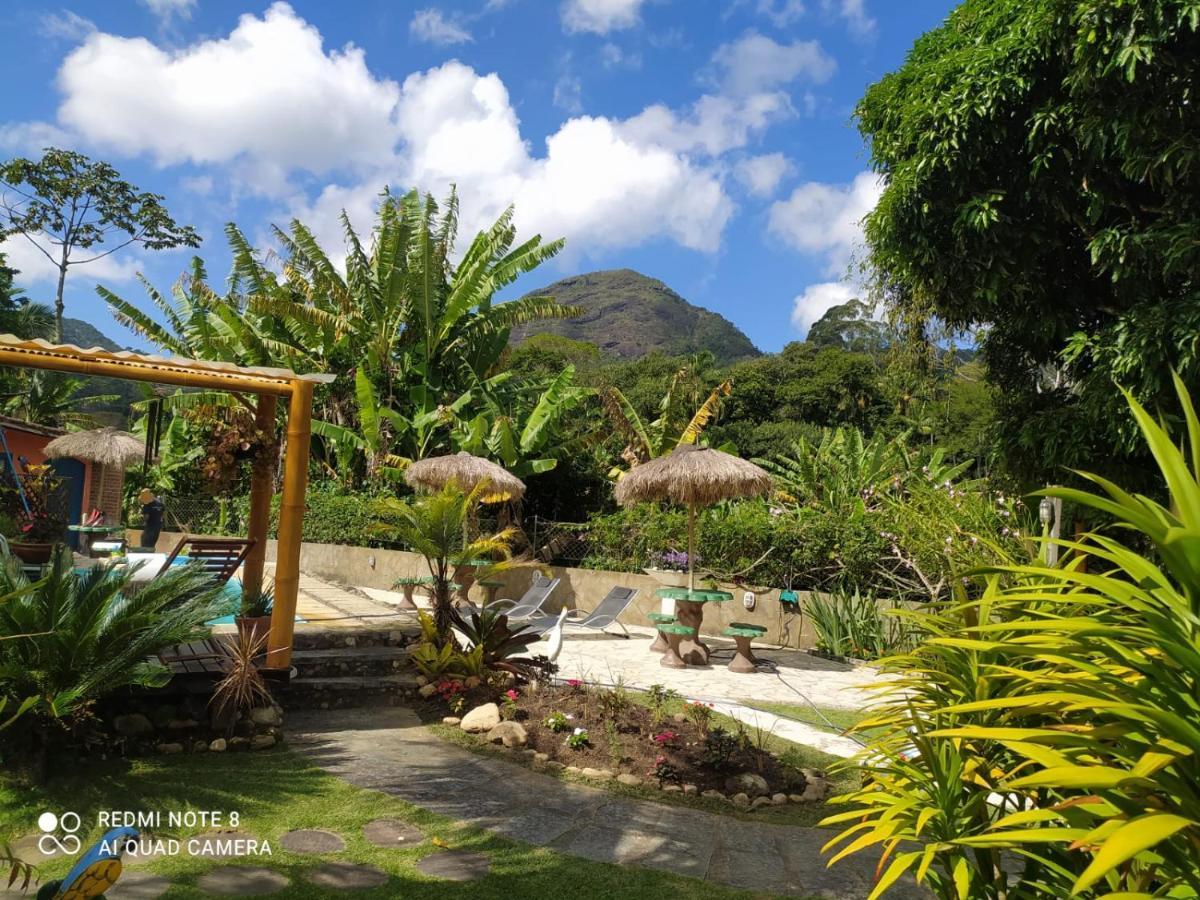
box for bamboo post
[687,503,696,593]
[242,394,277,601]
[266,381,313,670]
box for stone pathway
[288,706,922,899]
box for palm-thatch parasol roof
[405,452,526,503]
[615,444,771,507]
[615,444,771,593]
[44,427,146,467]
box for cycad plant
[0,550,231,772]
[823,374,1200,898]
[374,484,517,641]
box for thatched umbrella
[615,443,772,592]
[44,427,147,523]
[405,452,526,503]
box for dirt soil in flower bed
[428,683,815,797]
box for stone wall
[134,530,822,647]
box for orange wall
[3,428,94,519]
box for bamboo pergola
[0,335,335,670]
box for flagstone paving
[195,866,290,896]
[288,706,923,899]
[107,871,171,899]
[304,862,390,890]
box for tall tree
[0,148,200,341]
[857,0,1200,488]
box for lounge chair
[158,535,256,585]
[527,586,640,638]
[457,572,559,621]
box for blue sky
[1,0,953,353]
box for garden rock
[701,789,725,801]
[418,684,438,699]
[771,793,788,805]
[249,706,282,727]
[751,796,772,810]
[459,703,500,733]
[616,773,642,786]
[114,713,154,737]
[229,737,250,751]
[682,784,698,795]
[533,752,549,762]
[156,742,184,754]
[788,794,805,804]
[662,784,682,793]
[167,718,198,730]
[485,721,528,748]
[731,793,750,808]
[210,739,227,752]
[580,767,610,780]
[251,735,277,751]
[565,765,581,774]
[801,777,830,801]
[193,741,208,753]
[672,713,687,723]
[416,676,429,686]
[442,716,461,726]
[725,772,769,798]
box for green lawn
[426,690,863,829]
[1,748,759,899]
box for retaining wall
[136,531,822,647]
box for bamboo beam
[266,380,313,670]
[0,346,296,396]
[242,394,278,601]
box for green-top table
[476,579,505,606]
[655,587,732,666]
[68,523,125,555]
[451,558,494,603]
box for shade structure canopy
[615,444,772,592]
[615,444,772,507]
[405,452,526,503]
[44,427,146,467]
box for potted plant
[7,465,67,564]
[199,412,279,496]
[642,549,693,587]
[236,587,274,643]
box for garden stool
[393,575,435,611]
[647,613,675,653]
[724,623,767,673]
[477,580,504,607]
[657,622,696,669]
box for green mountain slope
[510,269,759,364]
[60,317,146,422]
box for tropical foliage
[856,0,1200,489]
[824,376,1200,898]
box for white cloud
[0,234,142,288]
[410,8,473,45]
[43,5,742,263]
[561,0,645,34]
[180,175,214,195]
[553,74,583,113]
[768,171,882,275]
[295,61,733,258]
[56,3,403,180]
[757,0,805,27]
[140,0,195,25]
[821,0,876,37]
[600,42,641,68]
[38,11,96,42]
[0,121,74,155]
[790,281,855,336]
[711,30,836,96]
[620,92,791,157]
[734,153,793,197]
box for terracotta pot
[236,615,273,644]
[10,541,54,565]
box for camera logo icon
[37,811,81,856]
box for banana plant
[602,372,734,477]
[450,365,593,477]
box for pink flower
[504,689,519,701]
[652,730,677,744]
[566,679,582,688]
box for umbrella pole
[687,503,695,593]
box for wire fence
[528,516,592,566]
[161,495,238,536]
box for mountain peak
[511,269,759,364]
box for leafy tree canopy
[0,149,200,341]
[806,298,886,353]
[858,0,1200,487]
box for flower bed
[421,680,832,808]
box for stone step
[277,673,420,710]
[290,646,412,679]
[291,627,415,652]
